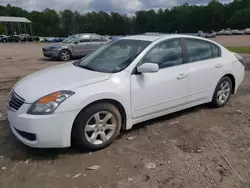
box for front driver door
[73,35,91,56]
[131,38,189,119]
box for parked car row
[0,34,40,43]
[39,37,67,43]
[196,31,217,38]
[217,28,250,35]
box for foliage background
[0,0,250,36]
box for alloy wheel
[217,80,231,105]
[84,111,116,145]
[61,51,70,61]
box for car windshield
[77,39,151,73]
[62,35,80,43]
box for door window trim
[132,38,187,74]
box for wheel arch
[223,73,236,94]
[58,48,72,59]
[61,48,72,54]
[71,98,128,144]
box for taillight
[235,53,245,66]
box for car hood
[43,42,72,49]
[14,62,112,103]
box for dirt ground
[0,36,250,188]
[212,35,250,47]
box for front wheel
[72,103,122,151]
[59,49,71,61]
[211,76,232,108]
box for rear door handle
[177,73,187,80]
[215,63,223,68]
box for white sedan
[6,34,245,150]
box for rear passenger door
[183,38,224,103]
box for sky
[0,0,233,14]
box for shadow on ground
[0,104,206,162]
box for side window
[211,43,221,58]
[185,39,213,62]
[91,35,103,42]
[101,37,107,42]
[79,35,90,43]
[143,39,183,69]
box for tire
[72,103,122,151]
[211,76,232,108]
[59,49,71,61]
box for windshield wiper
[79,64,96,71]
[73,61,97,71]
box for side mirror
[137,63,159,73]
[74,41,79,44]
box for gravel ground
[0,36,250,188]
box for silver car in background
[42,33,110,61]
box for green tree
[59,9,75,36]
[1,1,250,36]
[231,8,250,29]
[0,24,6,34]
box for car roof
[121,34,194,42]
[75,33,102,36]
[121,34,165,42]
[121,34,220,44]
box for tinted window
[211,43,221,58]
[91,35,103,42]
[185,39,213,62]
[79,35,90,42]
[143,39,183,69]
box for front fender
[55,80,132,120]
[80,92,131,119]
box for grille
[9,91,25,111]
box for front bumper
[42,49,59,58]
[7,103,79,148]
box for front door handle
[215,63,223,68]
[177,73,187,80]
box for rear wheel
[59,49,71,61]
[211,76,232,108]
[72,103,122,151]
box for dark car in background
[7,35,21,42]
[42,33,110,61]
[0,35,8,43]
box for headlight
[27,90,75,115]
[49,47,57,50]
